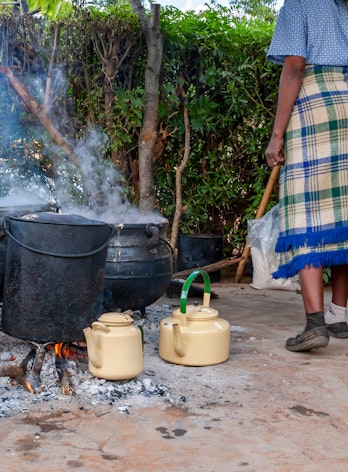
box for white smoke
[0,49,166,226]
[53,128,166,224]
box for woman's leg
[298,265,324,313]
[331,264,348,307]
[325,264,348,338]
[286,265,329,352]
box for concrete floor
[1,270,348,472]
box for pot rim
[112,220,168,229]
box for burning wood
[0,342,87,395]
[22,344,48,393]
[53,342,88,396]
[0,345,46,393]
[55,356,75,396]
[53,342,88,360]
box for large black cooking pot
[0,199,57,302]
[104,221,173,312]
[1,212,113,343]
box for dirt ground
[1,269,348,472]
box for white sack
[247,204,300,291]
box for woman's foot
[325,303,348,338]
[325,322,348,338]
[286,312,329,352]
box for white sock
[325,302,348,324]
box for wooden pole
[235,165,280,283]
[172,256,244,279]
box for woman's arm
[265,55,306,167]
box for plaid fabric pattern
[273,65,348,279]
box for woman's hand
[265,135,285,167]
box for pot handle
[145,224,159,253]
[3,220,115,259]
[180,269,211,314]
[145,224,174,256]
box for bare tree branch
[170,85,190,250]
[0,65,80,170]
[44,22,61,112]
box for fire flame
[54,343,64,357]
[51,342,87,360]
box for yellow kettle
[159,270,230,366]
[83,310,143,380]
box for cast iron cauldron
[0,199,58,302]
[103,221,173,313]
[1,212,113,343]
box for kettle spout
[173,323,185,357]
[83,327,103,369]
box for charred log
[0,342,80,395]
[55,356,75,396]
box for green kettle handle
[180,269,211,314]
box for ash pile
[0,304,175,418]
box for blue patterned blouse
[267,0,348,66]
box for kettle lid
[97,311,134,326]
[174,304,218,321]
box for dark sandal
[326,322,348,339]
[286,326,329,352]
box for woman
[265,0,348,352]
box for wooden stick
[173,256,244,279]
[235,165,280,283]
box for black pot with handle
[1,212,113,343]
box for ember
[52,342,88,361]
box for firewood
[0,365,36,394]
[172,256,244,279]
[59,368,76,396]
[0,364,24,378]
[56,358,76,396]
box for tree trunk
[130,1,163,212]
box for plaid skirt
[273,65,348,279]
